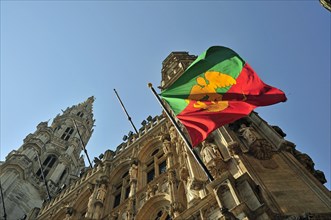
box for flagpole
[148,83,214,182]
[114,89,139,134]
[72,119,93,169]
[0,178,7,220]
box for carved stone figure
[96,183,107,202]
[162,138,172,155]
[295,153,315,172]
[187,178,201,201]
[239,124,258,144]
[169,126,178,143]
[146,184,158,200]
[129,163,138,181]
[85,192,95,218]
[171,201,184,215]
[239,124,274,160]
[200,140,221,164]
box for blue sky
[1,1,330,189]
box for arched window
[61,127,74,141]
[146,147,167,184]
[113,170,130,208]
[36,155,57,179]
[76,111,84,118]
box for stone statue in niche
[146,184,158,200]
[200,138,221,164]
[162,135,172,155]
[239,123,274,160]
[239,124,258,145]
[169,126,178,143]
[85,190,95,218]
[96,183,107,202]
[129,162,138,181]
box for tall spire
[0,96,96,219]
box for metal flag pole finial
[148,83,214,182]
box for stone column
[162,135,183,217]
[168,169,183,217]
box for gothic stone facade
[0,97,95,219]
[1,52,331,220]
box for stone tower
[0,96,95,219]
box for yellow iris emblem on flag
[187,71,236,112]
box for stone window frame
[145,147,167,184]
[36,154,58,179]
[76,111,84,118]
[112,170,130,208]
[61,127,74,141]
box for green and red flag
[160,46,287,147]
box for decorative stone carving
[200,138,222,164]
[313,170,327,184]
[281,145,327,184]
[187,178,201,201]
[162,136,172,156]
[294,153,315,172]
[249,139,273,160]
[227,141,242,156]
[208,158,228,178]
[271,125,286,137]
[168,169,177,184]
[279,140,296,154]
[170,201,184,215]
[129,162,138,182]
[37,121,48,130]
[239,124,274,160]
[96,183,107,202]
[146,184,158,200]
